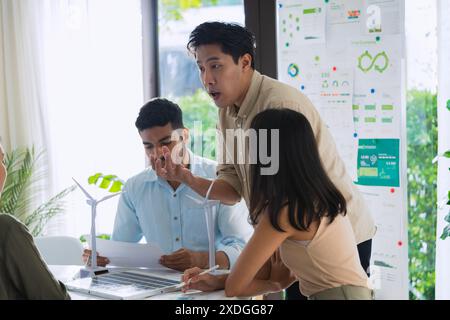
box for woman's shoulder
[277,206,321,241]
[0,214,21,228]
[0,214,28,241]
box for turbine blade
[72,177,94,201]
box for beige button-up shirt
[216,71,376,244]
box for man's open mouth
[209,91,221,100]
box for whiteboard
[276,0,408,299]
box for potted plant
[0,147,75,236]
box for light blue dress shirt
[111,151,253,268]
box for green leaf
[0,147,40,220]
[441,225,450,240]
[444,151,450,158]
[88,173,124,193]
[102,175,118,181]
[109,180,123,193]
[88,173,103,185]
[27,185,76,236]
[79,234,111,242]
[445,212,450,224]
[447,99,450,111]
[99,178,111,189]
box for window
[158,0,245,160]
[42,0,145,238]
[405,0,438,300]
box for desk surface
[50,265,240,300]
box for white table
[50,265,242,300]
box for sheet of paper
[317,67,358,181]
[357,184,408,300]
[349,35,403,138]
[278,0,326,48]
[88,238,164,268]
[326,0,364,46]
[327,0,363,27]
[363,0,402,35]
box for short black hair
[187,22,256,69]
[135,98,184,132]
[249,108,347,232]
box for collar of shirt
[227,70,263,120]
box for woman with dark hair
[181,109,373,300]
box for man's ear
[182,128,190,144]
[240,53,253,71]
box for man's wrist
[182,169,194,186]
[193,251,208,268]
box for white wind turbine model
[72,177,122,278]
[186,180,220,273]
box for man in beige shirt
[153,22,376,299]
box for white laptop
[65,269,181,300]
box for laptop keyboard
[92,271,179,290]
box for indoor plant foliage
[406,90,437,299]
[439,100,450,240]
[0,147,75,236]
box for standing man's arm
[152,146,241,205]
[184,170,241,205]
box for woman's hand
[181,267,227,293]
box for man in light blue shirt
[85,98,252,271]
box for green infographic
[356,139,400,187]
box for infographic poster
[278,0,326,48]
[357,139,400,187]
